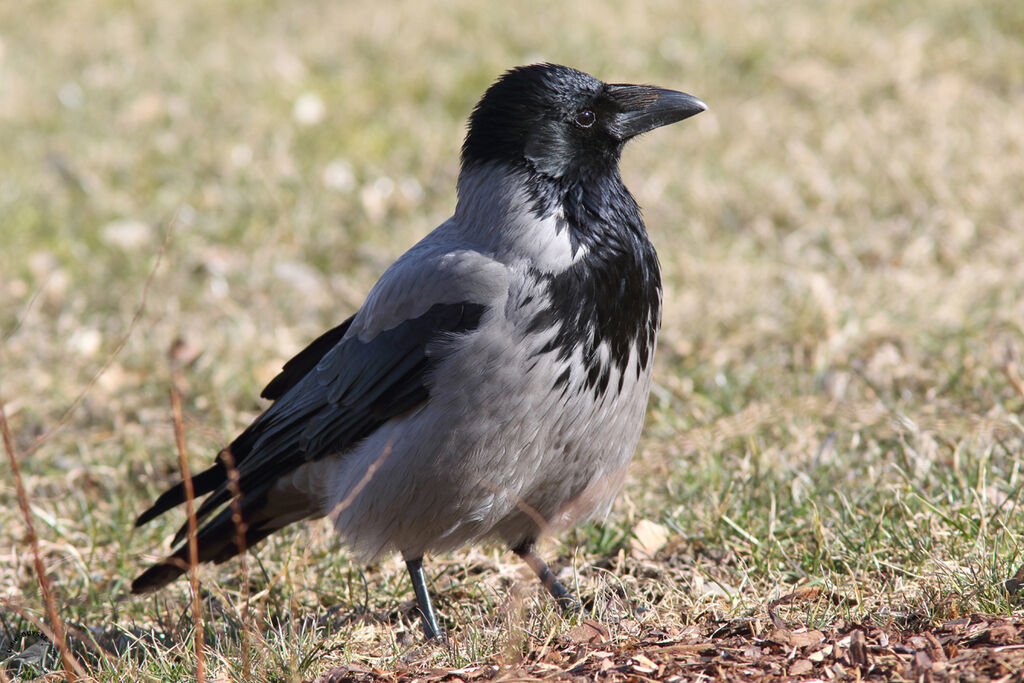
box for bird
[131,63,705,640]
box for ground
[313,614,1024,682]
[1,1,1023,681]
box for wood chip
[988,622,1020,645]
[808,644,833,662]
[632,653,658,674]
[565,619,610,645]
[789,658,813,675]
[742,645,762,660]
[769,628,825,649]
[849,629,868,668]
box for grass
[2,0,1023,679]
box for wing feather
[135,301,486,573]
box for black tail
[131,394,286,592]
[130,487,280,594]
[131,526,279,594]
[134,462,226,527]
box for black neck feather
[524,171,662,397]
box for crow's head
[462,63,705,182]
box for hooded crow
[132,63,705,640]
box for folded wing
[131,301,486,593]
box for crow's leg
[512,540,579,613]
[406,558,444,640]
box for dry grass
[2,0,1023,679]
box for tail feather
[134,462,226,527]
[135,413,270,529]
[131,499,285,594]
[130,526,279,594]
[131,434,304,593]
[131,313,366,593]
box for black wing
[260,315,355,401]
[134,314,355,527]
[131,302,486,592]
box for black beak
[607,84,706,140]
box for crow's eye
[574,110,596,128]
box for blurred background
[1,0,1023,675]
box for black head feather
[462,63,705,183]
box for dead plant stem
[170,383,206,683]
[0,399,86,680]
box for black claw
[406,558,445,641]
[512,540,580,614]
[549,580,581,615]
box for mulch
[312,614,1024,683]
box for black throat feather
[523,170,662,398]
